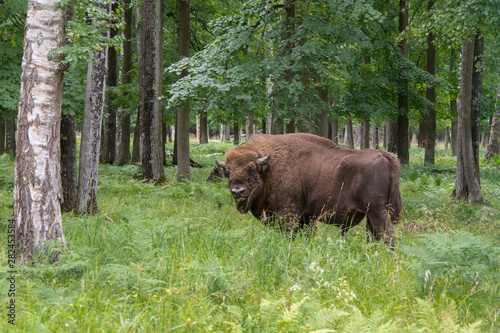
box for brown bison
[215,133,403,245]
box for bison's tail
[388,154,403,224]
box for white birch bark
[14,0,66,264]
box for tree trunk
[224,124,231,141]
[331,117,339,144]
[397,0,409,165]
[344,117,354,148]
[388,121,398,154]
[131,6,143,164]
[424,0,436,164]
[233,122,240,145]
[455,34,483,203]
[100,1,119,164]
[271,116,283,134]
[117,0,133,165]
[371,125,379,148]
[383,121,388,148]
[5,116,15,156]
[246,116,254,140]
[360,120,370,149]
[131,122,140,163]
[485,83,500,160]
[176,0,191,181]
[0,118,4,155]
[77,10,108,214]
[141,0,165,181]
[199,111,208,144]
[60,115,77,213]
[444,126,450,150]
[451,102,458,156]
[14,0,66,264]
[471,31,484,178]
[316,84,329,138]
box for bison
[215,133,403,245]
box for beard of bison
[215,152,271,215]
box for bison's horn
[257,152,271,165]
[215,157,226,168]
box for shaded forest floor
[1,142,500,332]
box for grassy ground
[1,142,499,332]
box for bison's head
[215,151,271,214]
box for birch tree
[13,0,66,264]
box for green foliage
[57,0,125,64]
[403,231,500,297]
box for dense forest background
[2,0,499,165]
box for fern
[403,231,500,296]
[414,298,481,333]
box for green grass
[1,143,499,332]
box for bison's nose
[231,187,245,197]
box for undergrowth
[0,144,499,332]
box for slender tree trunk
[117,0,133,165]
[233,122,240,145]
[383,121,388,148]
[224,124,231,141]
[176,0,191,181]
[0,118,4,155]
[444,126,450,150]
[5,116,15,156]
[371,126,379,148]
[451,102,458,156]
[140,0,164,181]
[388,121,398,153]
[397,0,409,164]
[14,0,66,264]
[199,111,208,144]
[331,116,339,144]
[131,6,143,164]
[485,83,500,160]
[345,117,354,148]
[316,84,329,138]
[424,0,436,164]
[449,49,459,156]
[131,122,140,163]
[60,115,77,213]
[471,31,484,177]
[100,1,119,164]
[77,6,108,214]
[246,116,254,140]
[360,120,370,149]
[455,34,483,203]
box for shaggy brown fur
[216,133,403,245]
